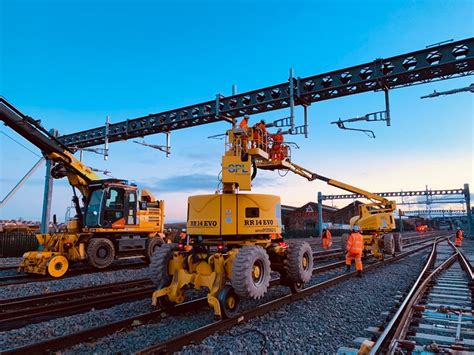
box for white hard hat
[457,227,461,230]
[352,225,361,232]
[182,228,186,232]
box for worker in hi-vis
[346,225,364,277]
[321,228,332,249]
[455,227,464,247]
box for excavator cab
[84,181,138,229]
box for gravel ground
[0,267,149,300]
[0,233,438,352]
[182,250,431,354]
[0,299,153,351]
[0,257,22,266]
[460,236,474,265]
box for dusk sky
[1,0,472,222]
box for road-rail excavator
[149,125,399,318]
[0,98,167,277]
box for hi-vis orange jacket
[347,232,364,254]
[239,117,249,129]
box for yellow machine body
[151,125,398,317]
[187,193,281,237]
[1,99,168,278]
[20,185,166,276]
[151,127,315,317]
[20,233,85,277]
[152,250,238,316]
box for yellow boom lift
[150,125,397,318]
[0,98,166,277]
[258,155,400,258]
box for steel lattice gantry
[317,184,472,236]
[58,38,474,149]
[320,187,467,201]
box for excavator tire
[341,233,349,252]
[286,241,313,283]
[384,234,395,256]
[394,233,403,252]
[145,237,163,262]
[149,244,176,289]
[87,238,115,269]
[231,246,271,299]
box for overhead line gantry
[58,38,474,149]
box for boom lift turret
[0,98,167,277]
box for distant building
[331,201,363,224]
[282,202,338,236]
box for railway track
[0,232,432,288]
[0,278,154,331]
[0,233,439,332]
[0,261,147,287]
[366,239,473,354]
[1,232,452,354]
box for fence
[0,231,39,257]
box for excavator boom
[0,98,101,194]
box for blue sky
[1,0,473,222]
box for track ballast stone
[182,250,430,353]
[0,299,151,351]
[0,267,148,300]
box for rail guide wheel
[46,255,69,278]
[289,282,305,293]
[218,285,240,318]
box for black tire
[394,233,403,252]
[149,244,176,289]
[145,237,163,262]
[231,246,271,299]
[341,233,349,251]
[87,238,115,269]
[286,241,313,283]
[218,285,240,318]
[384,234,395,255]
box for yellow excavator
[0,98,167,277]
[150,124,399,317]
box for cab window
[103,188,125,225]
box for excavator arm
[0,98,100,198]
[257,157,392,208]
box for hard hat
[352,225,361,232]
[182,228,186,232]
[457,227,461,230]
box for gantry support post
[398,209,404,233]
[464,183,472,237]
[40,129,57,234]
[317,192,323,238]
